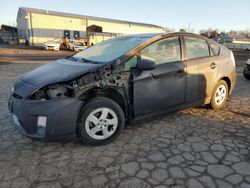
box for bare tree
[164,27,175,32]
[200,28,219,38]
[240,29,250,38]
[228,30,238,35]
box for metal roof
[1,24,17,30]
[18,7,164,29]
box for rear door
[132,36,186,116]
[183,36,219,103]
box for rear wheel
[77,97,125,146]
[210,80,228,110]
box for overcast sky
[0,0,249,32]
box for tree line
[164,27,250,39]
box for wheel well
[77,88,127,119]
[221,77,231,93]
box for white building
[17,7,165,46]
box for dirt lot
[0,46,250,188]
[0,45,75,63]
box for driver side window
[140,37,181,65]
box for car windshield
[72,36,152,63]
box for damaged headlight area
[30,84,73,100]
[28,68,129,101]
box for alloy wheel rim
[215,85,227,106]
[85,107,118,140]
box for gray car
[9,32,236,145]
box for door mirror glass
[137,58,156,70]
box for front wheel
[77,97,125,146]
[210,80,229,110]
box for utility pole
[188,22,191,32]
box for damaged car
[9,32,236,145]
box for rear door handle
[210,62,217,69]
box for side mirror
[137,58,156,70]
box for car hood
[14,59,102,97]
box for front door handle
[210,62,217,69]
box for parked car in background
[9,32,236,146]
[43,40,60,51]
[243,59,250,80]
[69,40,87,51]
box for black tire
[210,80,229,110]
[77,97,125,146]
[243,69,250,80]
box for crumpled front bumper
[9,96,84,141]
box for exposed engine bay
[29,63,130,101]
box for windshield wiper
[66,56,97,63]
[67,56,103,64]
[66,56,78,61]
[82,58,103,64]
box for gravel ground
[0,50,249,188]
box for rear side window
[209,42,220,56]
[140,36,181,65]
[185,37,210,59]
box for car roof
[118,33,160,39]
[122,32,210,40]
[117,32,219,63]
